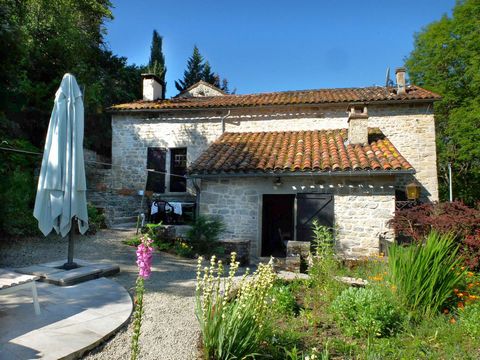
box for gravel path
[0,229,200,360]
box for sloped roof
[188,129,414,176]
[111,85,440,112]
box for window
[146,147,166,193]
[170,148,187,192]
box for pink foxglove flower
[136,235,153,279]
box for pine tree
[148,30,167,98]
[202,61,217,85]
[175,46,204,92]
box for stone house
[109,70,440,258]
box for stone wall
[112,102,437,200]
[199,176,396,258]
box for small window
[170,148,187,192]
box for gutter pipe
[187,169,415,180]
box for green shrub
[269,281,299,316]
[388,231,466,318]
[331,286,405,338]
[186,215,225,256]
[0,139,40,237]
[195,253,276,359]
[86,203,106,234]
[123,236,141,247]
[460,301,480,339]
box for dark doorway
[296,193,334,242]
[146,147,166,193]
[262,194,295,257]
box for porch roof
[188,128,415,177]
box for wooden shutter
[146,148,166,193]
[296,193,334,242]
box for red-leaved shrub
[389,201,480,270]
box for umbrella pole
[63,218,78,270]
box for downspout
[192,177,201,218]
[221,110,231,133]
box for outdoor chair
[0,268,41,315]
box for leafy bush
[186,215,225,256]
[269,281,299,316]
[0,139,40,237]
[331,286,405,338]
[388,231,466,318]
[86,203,106,234]
[389,201,479,241]
[460,301,480,339]
[195,253,276,359]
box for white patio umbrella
[33,73,89,269]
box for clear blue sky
[105,0,455,97]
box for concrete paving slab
[19,259,120,286]
[43,266,102,286]
[15,265,64,277]
[0,278,132,360]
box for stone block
[285,255,301,273]
[221,239,250,266]
[286,241,310,258]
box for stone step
[110,222,137,231]
[112,216,138,225]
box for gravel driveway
[0,229,200,360]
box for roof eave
[108,97,439,113]
[187,169,416,179]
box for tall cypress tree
[202,61,217,85]
[175,46,204,92]
[148,30,167,98]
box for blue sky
[105,0,455,96]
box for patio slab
[0,277,132,360]
[16,259,120,286]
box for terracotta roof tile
[111,85,441,111]
[188,129,414,176]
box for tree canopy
[148,30,167,98]
[406,0,480,204]
[175,46,231,93]
[0,0,143,236]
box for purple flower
[136,235,153,279]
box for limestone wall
[199,176,396,258]
[111,102,438,201]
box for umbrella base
[62,262,79,270]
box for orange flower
[457,292,464,298]
[443,308,450,314]
[450,317,456,324]
[458,302,465,309]
[468,283,475,289]
[467,272,474,277]
[454,288,459,293]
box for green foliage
[148,30,166,98]
[185,215,225,256]
[268,281,299,316]
[388,231,466,318]
[175,45,231,93]
[123,236,142,247]
[459,301,480,339]
[311,219,335,258]
[131,276,144,360]
[0,139,40,237]
[195,254,276,359]
[406,0,480,204]
[86,203,106,234]
[331,286,405,338]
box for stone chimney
[142,73,163,101]
[348,105,369,145]
[395,67,406,95]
